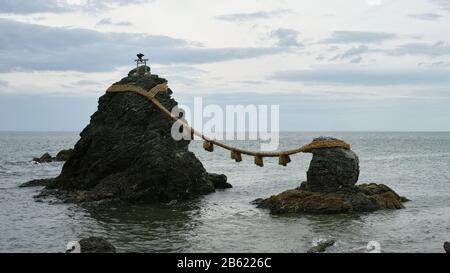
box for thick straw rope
[106,83,351,166]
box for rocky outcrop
[307,240,336,253]
[33,153,53,163]
[32,149,74,163]
[254,137,407,215]
[55,149,74,161]
[254,183,406,214]
[24,68,231,204]
[444,242,450,253]
[19,178,52,188]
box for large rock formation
[24,67,231,204]
[254,137,408,214]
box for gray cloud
[0,0,70,13]
[408,13,442,21]
[323,31,397,44]
[431,0,450,10]
[75,80,103,86]
[97,18,133,27]
[331,45,369,62]
[0,79,8,87]
[0,0,152,14]
[270,67,450,86]
[384,41,450,56]
[270,28,303,47]
[215,9,289,22]
[0,19,284,72]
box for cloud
[270,28,303,48]
[0,0,152,14]
[0,19,284,72]
[269,66,450,86]
[0,79,8,86]
[97,18,133,27]
[323,31,397,44]
[384,41,450,56]
[408,13,442,21]
[215,9,289,22]
[431,0,450,10]
[331,45,369,62]
[0,0,70,14]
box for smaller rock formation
[444,242,450,253]
[32,149,74,163]
[33,152,53,163]
[254,137,408,214]
[307,240,336,253]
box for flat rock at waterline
[254,183,408,214]
[22,67,231,204]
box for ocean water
[0,131,449,253]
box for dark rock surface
[444,242,450,253]
[33,152,53,163]
[24,69,230,204]
[306,137,359,192]
[55,149,74,161]
[254,137,407,214]
[19,178,53,188]
[307,240,336,253]
[79,237,116,253]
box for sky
[0,0,450,131]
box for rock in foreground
[254,137,407,215]
[78,237,116,253]
[444,242,450,253]
[307,240,336,253]
[24,68,231,204]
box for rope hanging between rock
[106,83,352,167]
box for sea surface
[0,131,449,253]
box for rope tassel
[203,140,214,152]
[254,155,264,167]
[230,150,242,162]
[278,154,291,166]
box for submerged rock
[24,69,230,204]
[78,237,116,253]
[307,240,336,253]
[254,137,407,214]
